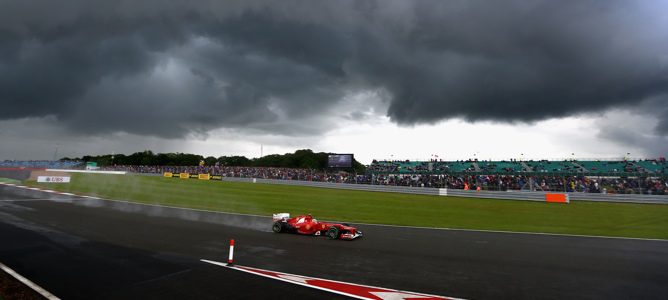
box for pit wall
[218,177,668,205]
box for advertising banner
[179,173,190,179]
[37,176,71,183]
[545,193,570,203]
[211,175,223,180]
[198,174,211,180]
[189,174,199,179]
[164,172,173,177]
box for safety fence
[219,177,668,205]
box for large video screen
[328,154,353,168]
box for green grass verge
[26,173,668,240]
[0,177,20,185]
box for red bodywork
[272,214,363,240]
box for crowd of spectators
[369,174,668,194]
[5,158,663,195]
[103,165,357,183]
[98,164,668,195]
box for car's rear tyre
[326,227,340,239]
[272,222,283,233]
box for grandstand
[364,159,667,194]
[478,161,525,173]
[576,161,633,173]
[523,160,580,173]
[434,161,477,173]
[368,158,666,176]
[634,159,667,173]
[367,160,479,174]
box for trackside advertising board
[37,176,71,183]
[546,193,570,203]
[165,173,220,180]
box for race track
[1,185,666,299]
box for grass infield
[28,173,668,240]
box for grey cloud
[1,0,668,138]
[596,119,668,157]
[636,95,668,135]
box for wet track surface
[0,185,667,299]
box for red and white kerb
[201,259,462,300]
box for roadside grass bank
[0,178,20,185]
[27,173,668,240]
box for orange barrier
[545,193,569,203]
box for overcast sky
[2,0,667,164]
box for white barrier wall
[46,169,127,175]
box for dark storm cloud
[1,0,668,138]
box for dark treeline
[63,149,366,172]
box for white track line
[0,199,61,202]
[349,222,668,242]
[0,262,60,300]
[2,182,666,242]
[0,183,90,199]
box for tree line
[62,149,366,172]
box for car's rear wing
[272,213,290,222]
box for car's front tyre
[326,227,340,239]
[272,222,284,233]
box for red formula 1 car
[272,213,363,240]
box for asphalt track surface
[0,185,667,299]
